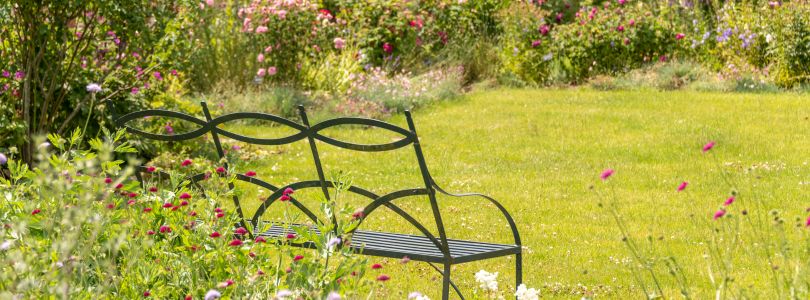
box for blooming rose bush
[0,129,402,298]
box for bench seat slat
[257,224,520,264]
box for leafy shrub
[0,130,385,298]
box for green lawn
[222,89,809,298]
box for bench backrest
[115,102,451,252]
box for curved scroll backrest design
[116,102,448,255]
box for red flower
[107,203,116,210]
[210,231,221,238]
[149,187,158,193]
[185,295,192,300]
[181,159,192,167]
[215,207,223,213]
[723,196,735,206]
[280,195,291,202]
[713,209,726,220]
[376,274,390,282]
[382,43,393,54]
[147,230,156,235]
[675,33,685,40]
[229,239,243,247]
[249,252,256,258]
[283,187,295,195]
[352,209,365,220]
[143,207,153,213]
[180,200,189,206]
[128,192,138,198]
[146,166,156,173]
[127,200,136,205]
[115,183,124,189]
[216,213,225,218]
[104,177,112,184]
[286,233,296,239]
[143,290,151,297]
[702,141,716,153]
[179,192,191,199]
[255,236,267,243]
[31,209,41,215]
[188,211,197,217]
[235,227,248,235]
[257,270,265,275]
[600,169,614,180]
[293,254,304,262]
[677,181,688,192]
[171,206,179,211]
[159,225,172,233]
[162,203,173,208]
[215,166,226,174]
[245,171,257,177]
[371,263,382,269]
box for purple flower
[14,71,24,80]
[86,83,102,93]
[0,153,7,165]
[153,72,162,81]
[1,70,9,78]
[131,87,139,94]
[165,123,174,134]
[531,40,542,48]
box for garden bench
[115,102,522,299]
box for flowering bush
[0,129,401,298]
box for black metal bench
[115,102,522,299]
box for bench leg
[427,262,464,299]
[442,262,451,300]
[516,252,523,289]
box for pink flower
[179,192,191,199]
[600,169,615,180]
[257,53,265,62]
[371,263,382,269]
[286,233,296,239]
[210,232,221,238]
[256,68,266,77]
[143,207,153,213]
[128,192,138,198]
[215,207,223,213]
[104,177,112,184]
[400,256,411,264]
[146,166,156,173]
[723,196,735,206]
[267,66,277,76]
[555,12,563,23]
[131,87,139,94]
[163,203,173,208]
[675,33,686,40]
[616,25,624,32]
[283,187,294,195]
[31,209,41,215]
[255,236,267,243]
[256,26,268,33]
[677,181,688,192]
[215,167,226,174]
[153,72,162,81]
[127,200,136,205]
[618,0,626,5]
[531,40,542,47]
[334,37,346,50]
[382,43,393,54]
[352,208,365,220]
[216,213,225,218]
[376,274,390,282]
[293,254,304,262]
[107,203,116,209]
[659,55,668,62]
[181,159,192,167]
[539,24,550,35]
[188,211,197,217]
[147,230,156,235]
[180,200,189,206]
[702,141,716,152]
[713,209,726,220]
[159,225,171,233]
[280,194,291,201]
[629,19,636,26]
[235,227,248,235]
[245,171,257,177]
[805,215,810,227]
[229,239,243,247]
[115,183,124,189]
[149,187,158,193]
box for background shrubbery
[2,0,810,160]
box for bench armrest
[432,183,522,247]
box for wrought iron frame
[115,102,523,299]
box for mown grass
[218,88,809,298]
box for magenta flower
[181,159,192,167]
[616,25,625,32]
[376,274,391,282]
[245,171,257,177]
[702,141,716,152]
[146,230,156,235]
[210,232,221,238]
[146,166,156,173]
[283,187,294,195]
[159,225,172,233]
[149,187,158,192]
[131,87,139,94]
[267,67,277,76]
[286,233,296,239]
[143,290,151,297]
[164,123,174,134]
[723,196,735,206]
[531,40,542,48]
[713,209,726,220]
[628,19,636,26]
[14,71,25,80]
[677,181,688,192]
[163,202,173,208]
[31,209,41,215]
[539,25,550,35]
[293,254,304,262]
[255,236,267,243]
[179,192,191,199]
[229,239,243,247]
[256,26,268,34]
[215,166,226,174]
[382,43,393,54]
[143,207,153,213]
[371,263,382,269]
[618,0,626,5]
[153,72,162,81]
[675,33,686,40]
[1,70,9,78]
[105,177,113,184]
[600,169,615,180]
[805,216,810,227]
[234,227,248,235]
[256,68,266,77]
[280,194,291,201]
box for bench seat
[257,224,521,264]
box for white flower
[326,237,341,249]
[474,270,499,292]
[204,289,221,300]
[765,33,774,44]
[408,292,430,300]
[326,292,341,300]
[276,289,293,298]
[0,240,12,251]
[515,284,540,300]
[86,83,102,93]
